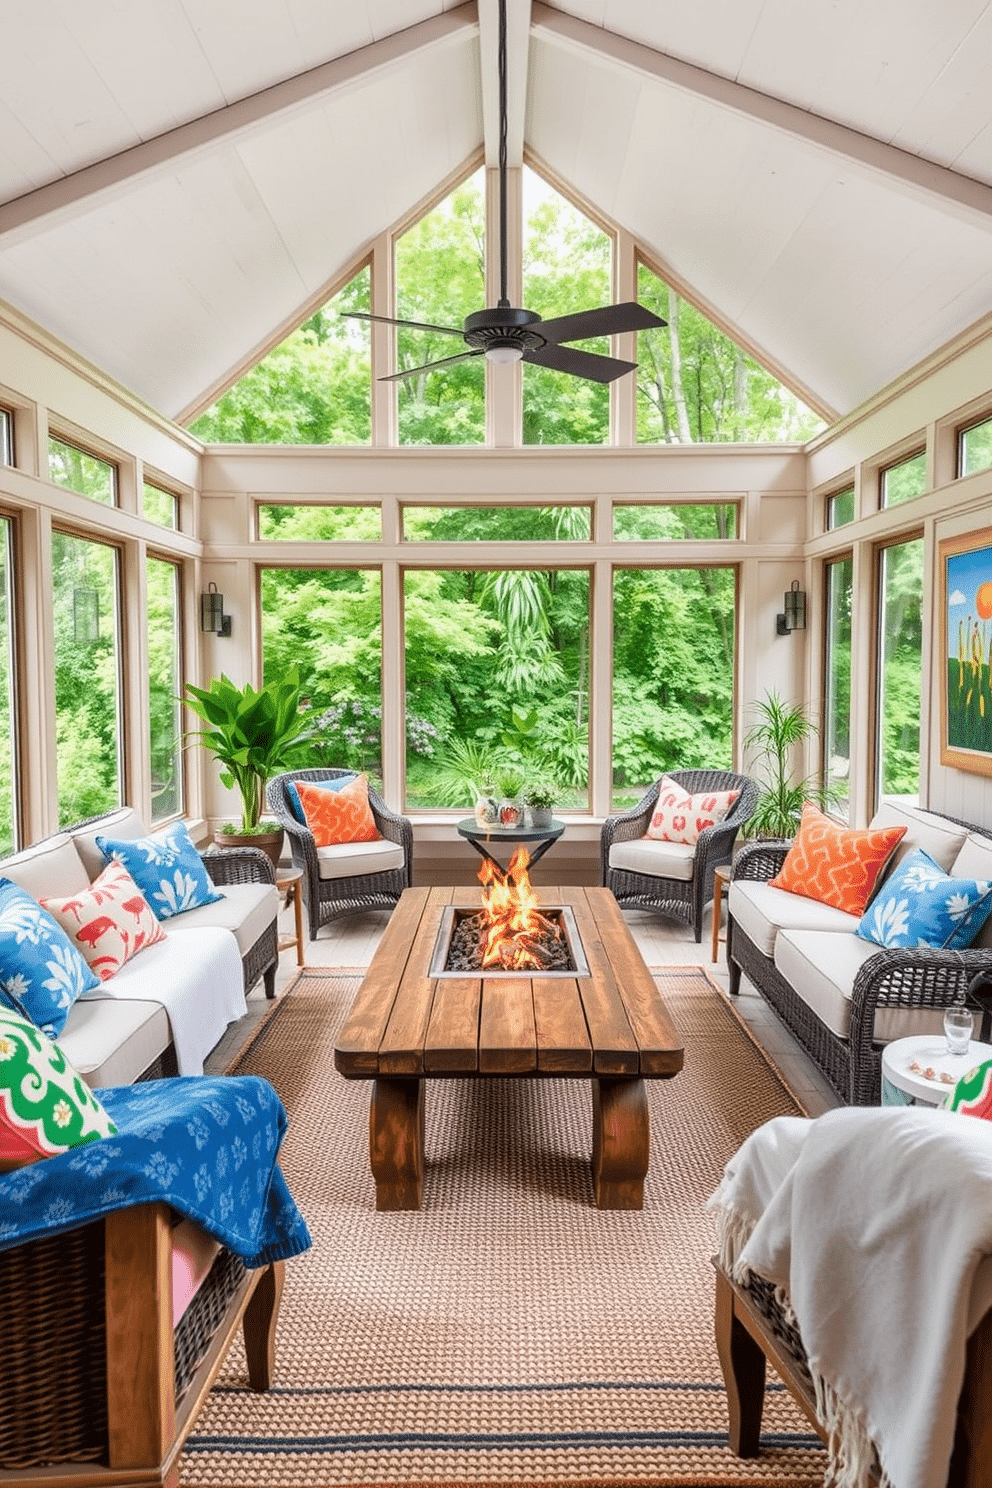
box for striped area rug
[180,967,825,1488]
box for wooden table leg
[291,879,305,967]
[591,1076,649,1209]
[370,1077,425,1210]
[714,1267,766,1456]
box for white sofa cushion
[608,837,696,882]
[869,800,969,877]
[166,880,279,959]
[950,833,992,949]
[58,996,171,1088]
[71,805,147,880]
[773,928,946,1045]
[729,879,862,958]
[316,838,406,880]
[1,832,89,899]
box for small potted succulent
[524,781,557,829]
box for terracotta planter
[213,826,284,875]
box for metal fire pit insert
[428,904,591,979]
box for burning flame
[477,845,545,970]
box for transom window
[0,408,12,466]
[49,436,117,506]
[258,505,381,541]
[826,486,855,529]
[880,451,926,509]
[402,505,591,542]
[613,503,737,540]
[958,415,992,477]
[142,481,178,529]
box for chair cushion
[165,880,279,959]
[316,838,406,881]
[0,1005,117,1169]
[96,820,224,921]
[0,879,100,1036]
[286,774,356,824]
[951,835,992,950]
[769,805,906,916]
[868,801,970,877]
[608,837,697,882]
[772,928,946,1045]
[296,773,380,847]
[644,775,740,845]
[41,862,165,981]
[857,847,992,951]
[729,879,862,958]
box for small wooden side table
[275,866,305,967]
[711,864,731,963]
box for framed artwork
[939,526,992,776]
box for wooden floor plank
[583,888,684,1076]
[533,978,592,1073]
[479,979,537,1073]
[334,888,431,1075]
[425,978,482,1073]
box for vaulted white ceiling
[2,0,992,424]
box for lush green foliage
[878,539,923,798]
[52,531,121,826]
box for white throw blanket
[708,1106,992,1488]
[78,926,247,1075]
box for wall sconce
[776,580,807,635]
[200,582,231,637]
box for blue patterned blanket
[0,1075,311,1267]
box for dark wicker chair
[267,769,413,940]
[601,769,758,942]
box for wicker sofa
[0,807,280,1085]
[726,802,992,1105]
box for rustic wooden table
[335,885,684,1211]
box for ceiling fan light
[485,343,524,364]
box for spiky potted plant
[743,689,835,839]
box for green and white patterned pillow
[0,1005,117,1170]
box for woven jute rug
[180,967,825,1488]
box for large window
[0,517,17,853]
[260,567,383,784]
[823,555,853,815]
[404,567,590,809]
[52,532,122,824]
[146,556,183,822]
[611,566,736,808]
[876,536,923,804]
[396,170,485,446]
[49,437,116,506]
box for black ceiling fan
[346,0,666,385]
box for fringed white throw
[708,1106,992,1488]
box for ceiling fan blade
[378,349,485,383]
[538,301,667,345]
[522,342,638,384]
[345,310,465,338]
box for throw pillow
[286,773,356,825]
[295,773,380,847]
[644,776,740,846]
[95,820,224,921]
[856,848,992,950]
[0,1004,117,1170]
[768,804,907,917]
[942,1059,992,1119]
[41,861,166,981]
[0,879,100,1038]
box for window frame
[956,411,992,479]
[48,431,120,507]
[871,528,924,811]
[821,548,853,820]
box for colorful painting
[940,528,992,776]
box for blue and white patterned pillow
[857,847,992,950]
[95,821,223,922]
[0,879,100,1037]
[285,774,355,824]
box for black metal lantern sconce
[200,582,231,637]
[776,580,807,636]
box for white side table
[881,1033,992,1107]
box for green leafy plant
[744,689,835,839]
[495,767,525,800]
[428,736,498,808]
[184,668,314,833]
[523,780,557,811]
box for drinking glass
[943,1003,974,1057]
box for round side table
[881,1033,992,1107]
[711,864,731,963]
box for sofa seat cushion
[316,838,406,881]
[729,879,862,958]
[165,881,279,960]
[57,995,172,1088]
[772,929,946,1045]
[869,801,970,877]
[608,837,696,882]
[0,833,89,900]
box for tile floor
[210,890,839,1116]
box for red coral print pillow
[644,776,740,846]
[296,773,381,847]
[41,862,165,981]
[769,804,907,916]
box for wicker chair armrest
[367,786,414,884]
[730,839,792,882]
[205,846,276,886]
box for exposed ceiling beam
[0,3,479,247]
[531,2,992,232]
[478,0,531,168]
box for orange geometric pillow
[769,804,906,917]
[295,773,381,847]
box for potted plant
[743,689,836,839]
[184,668,314,870]
[524,781,557,829]
[494,767,525,828]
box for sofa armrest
[730,839,792,882]
[205,846,276,887]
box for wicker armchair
[267,769,413,940]
[601,770,758,942]
[204,844,279,999]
